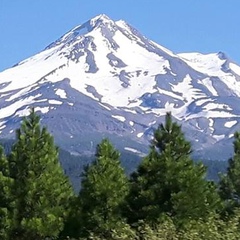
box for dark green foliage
[152,112,192,156]
[219,132,240,213]
[0,138,15,155]
[58,148,94,192]
[126,113,220,224]
[1,110,240,239]
[78,138,130,238]
[0,146,13,239]
[60,212,240,240]
[8,109,74,239]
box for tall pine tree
[78,138,130,238]
[0,146,13,239]
[219,132,240,214]
[126,113,220,225]
[8,109,73,239]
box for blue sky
[0,0,239,71]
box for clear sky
[0,0,239,72]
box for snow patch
[201,78,218,96]
[148,120,156,126]
[0,124,6,130]
[213,134,225,141]
[35,106,50,114]
[178,52,226,75]
[124,147,139,153]
[0,96,39,119]
[55,89,67,98]
[171,74,205,102]
[230,63,240,76]
[123,108,137,114]
[204,102,232,111]
[124,147,145,156]
[15,108,30,117]
[112,115,125,122]
[209,118,214,132]
[6,86,40,102]
[49,99,62,105]
[137,132,144,138]
[129,121,134,126]
[224,120,237,128]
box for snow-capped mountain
[0,14,240,160]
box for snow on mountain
[0,14,240,159]
[178,52,226,75]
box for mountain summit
[0,14,240,159]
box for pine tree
[0,146,14,239]
[8,109,73,239]
[126,113,220,224]
[219,131,240,213]
[78,138,130,238]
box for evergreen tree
[8,109,73,239]
[219,131,240,213]
[126,112,220,224]
[0,146,13,239]
[78,138,130,238]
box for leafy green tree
[135,217,178,240]
[0,146,14,239]
[219,131,240,214]
[8,109,73,239]
[178,211,240,240]
[126,112,220,225]
[78,138,131,239]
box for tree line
[1,109,240,239]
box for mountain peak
[45,14,115,49]
[86,13,115,30]
[217,51,228,60]
[90,14,111,23]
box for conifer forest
[2,109,240,239]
